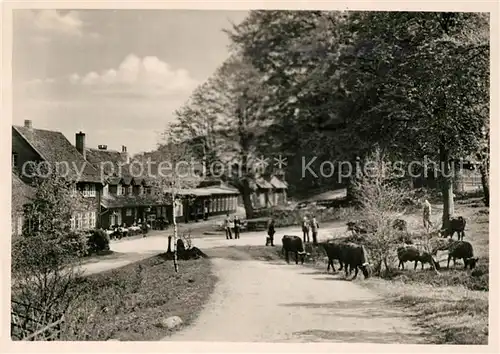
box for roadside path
[165,246,424,343]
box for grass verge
[362,278,488,345]
[60,255,216,341]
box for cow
[441,216,466,241]
[397,245,440,270]
[447,240,478,269]
[281,235,308,265]
[319,240,344,272]
[338,242,370,280]
[392,219,408,232]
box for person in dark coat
[302,216,310,243]
[233,215,241,239]
[224,213,233,240]
[267,218,276,246]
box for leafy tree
[11,166,90,336]
[172,54,272,219]
[149,126,202,272]
[228,11,489,227]
[339,12,489,228]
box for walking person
[310,216,319,245]
[302,216,310,243]
[267,218,276,246]
[224,213,233,240]
[422,199,433,232]
[233,215,241,239]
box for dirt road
[165,247,425,343]
[80,221,347,276]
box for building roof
[106,176,123,185]
[253,178,274,190]
[269,176,288,189]
[175,188,213,197]
[85,148,126,176]
[13,126,102,184]
[11,172,35,213]
[197,186,240,195]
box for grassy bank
[18,255,217,341]
[362,278,488,344]
[226,196,490,345]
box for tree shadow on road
[292,329,423,344]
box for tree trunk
[439,144,454,230]
[479,164,489,207]
[167,235,172,253]
[172,197,179,273]
[346,156,360,203]
[241,180,254,219]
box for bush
[252,205,359,229]
[87,229,110,255]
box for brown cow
[338,242,370,280]
[281,235,308,265]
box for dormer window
[116,184,126,196]
[82,184,96,197]
[12,152,18,169]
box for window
[116,184,122,196]
[82,184,96,197]
[14,215,23,235]
[102,184,109,197]
[77,213,84,229]
[83,212,90,229]
[70,214,76,230]
[12,152,18,169]
[90,212,96,228]
[128,186,133,195]
[126,208,132,217]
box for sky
[12,9,249,155]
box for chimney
[76,132,86,159]
[121,145,129,164]
[98,144,108,150]
[24,120,32,129]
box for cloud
[17,10,83,36]
[15,10,100,41]
[68,54,199,97]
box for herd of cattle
[281,215,479,280]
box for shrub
[87,229,110,255]
[252,205,359,229]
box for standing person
[422,199,433,231]
[302,216,310,243]
[233,215,241,239]
[224,213,233,240]
[310,216,319,245]
[267,218,276,246]
[204,203,209,221]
